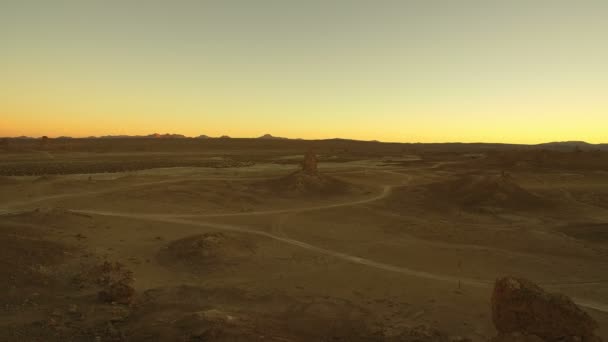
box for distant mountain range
[90,133,187,139]
[1,135,606,150]
[88,133,287,139]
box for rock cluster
[156,233,258,275]
[88,261,136,305]
[491,277,601,342]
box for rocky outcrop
[157,233,257,273]
[98,282,135,305]
[81,261,136,305]
[302,149,318,175]
[491,277,600,341]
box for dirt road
[70,207,608,314]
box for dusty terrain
[1,139,607,341]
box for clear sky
[1,1,607,143]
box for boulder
[492,277,599,341]
[98,282,135,305]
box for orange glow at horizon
[1,1,607,144]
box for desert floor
[1,149,607,341]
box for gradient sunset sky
[1,1,607,143]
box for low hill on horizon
[257,134,288,140]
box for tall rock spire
[302,149,318,175]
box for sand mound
[429,173,550,211]
[254,149,360,198]
[257,171,355,197]
[157,232,256,272]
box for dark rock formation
[98,282,135,305]
[302,149,318,175]
[492,277,600,341]
[157,232,256,273]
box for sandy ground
[1,152,608,341]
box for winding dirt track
[0,163,414,213]
[3,162,608,314]
[138,184,394,218]
[68,169,608,314]
[0,162,425,213]
[0,175,277,211]
[69,208,608,313]
[72,207,489,287]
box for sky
[1,1,607,143]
